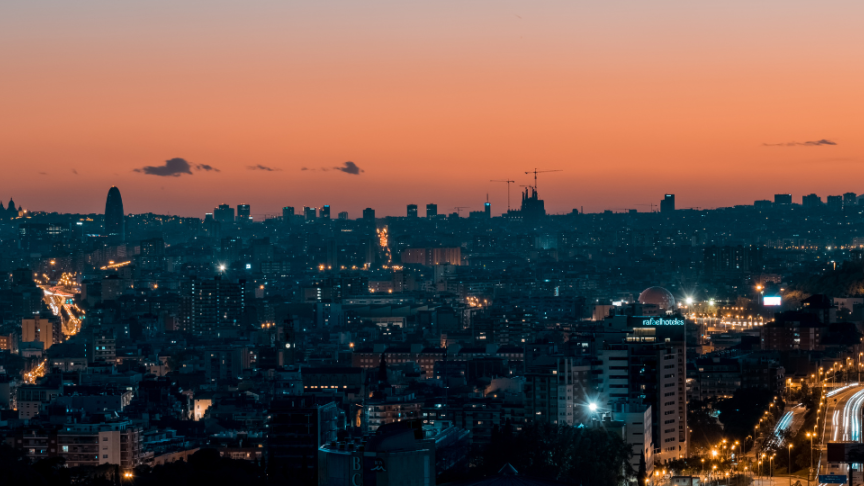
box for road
[35,271,84,337]
[816,384,864,486]
[41,285,84,336]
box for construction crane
[453,206,469,216]
[524,168,562,192]
[490,180,515,211]
[636,203,657,212]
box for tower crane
[491,180,515,211]
[453,206,469,216]
[636,203,657,212]
[524,168,562,192]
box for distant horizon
[5,185,864,220]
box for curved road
[818,384,864,486]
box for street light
[788,444,793,486]
[806,432,814,486]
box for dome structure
[638,286,676,310]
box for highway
[816,384,864,486]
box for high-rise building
[85,329,116,363]
[237,204,251,223]
[321,205,331,220]
[268,397,339,484]
[426,204,437,218]
[214,204,235,224]
[180,276,246,335]
[203,213,220,238]
[525,357,593,427]
[827,195,843,211]
[407,204,418,218]
[590,314,689,463]
[104,186,125,241]
[304,207,317,221]
[484,201,491,218]
[283,206,295,222]
[660,194,675,213]
[337,211,348,220]
[774,194,792,205]
[802,194,822,208]
[843,192,857,208]
[363,208,376,222]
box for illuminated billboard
[638,317,685,326]
[764,296,781,306]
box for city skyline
[2,1,862,216]
[5,186,864,220]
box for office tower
[774,194,792,205]
[237,203,251,223]
[180,276,246,335]
[660,194,675,213]
[282,206,295,222]
[598,341,685,463]
[104,186,125,241]
[321,205,331,220]
[304,206,317,221]
[827,195,843,211]
[484,201,491,218]
[426,203,437,218]
[407,204,418,218]
[363,208,376,222]
[337,211,348,220]
[802,194,822,208]
[844,192,857,208]
[214,204,235,224]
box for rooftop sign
[639,317,685,326]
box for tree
[638,451,648,486]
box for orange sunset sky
[1,1,862,218]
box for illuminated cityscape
[1,184,863,486]
[2,2,864,486]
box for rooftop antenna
[491,180,515,212]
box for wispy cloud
[248,164,281,172]
[333,161,364,175]
[71,169,78,175]
[763,139,837,147]
[134,158,220,176]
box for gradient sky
[2,1,862,218]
